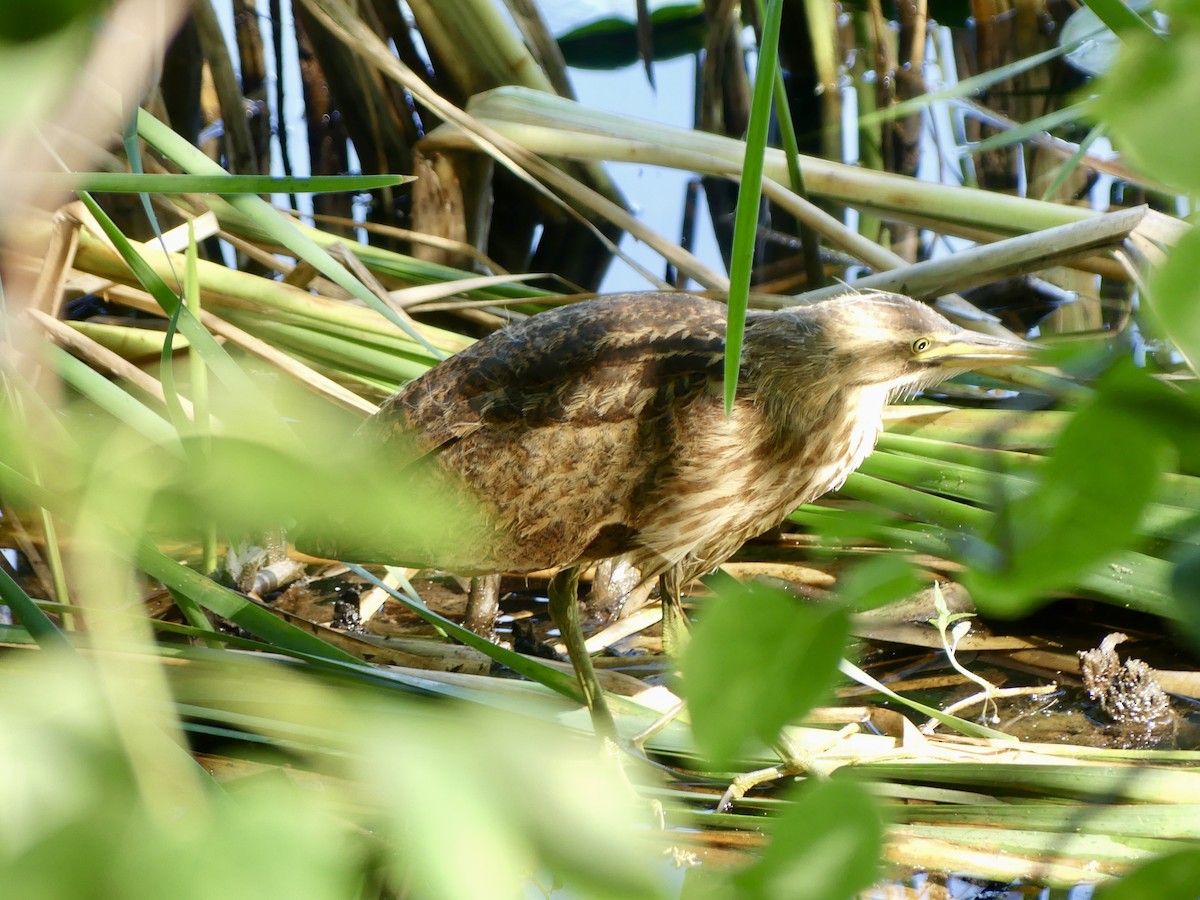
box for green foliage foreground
[5,0,1200,897]
[0,650,668,900]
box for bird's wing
[364,293,728,459]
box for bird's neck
[740,313,893,455]
[747,369,889,447]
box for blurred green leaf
[966,365,1173,616]
[49,343,182,450]
[177,436,484,567]
[1096,359,1200,473]
[0,650,669,899]
[1148,227,1200,376]
[0,392,481,662]
[0,0,103,43]
[364,705,666,899]
[681,577,850,767]
[734,778,883,900]
[1092,3,1200,192]
[1097,847,1200,899]
[833,555,923,612]
[0,22,96,161]
[107,775,361,900]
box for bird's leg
[585,556,654,621]
[464,574,501,640]
[548,566,617,739]
[659,566,690,656]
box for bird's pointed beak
[914,330,1037,365]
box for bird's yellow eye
[912,337,931,353]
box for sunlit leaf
[681,577,850,767]
[734,778,883,900]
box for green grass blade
[840,660,1015,741]
[75,191,282,433]
[225,316,433,384]
[724,0,783,414]
[63,173,412,194]
[48,344,182,450]
[969,101,1095,155]
[184,221,218,578]
[856,43,1074,129]
[345,563,586,704]
[1041,123,1108,201]
[135,108,442,358]
[0,567,72,651]
[136,539,361,663]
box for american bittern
[358,292,1032,734]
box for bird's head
[805,292,1033,395]
[745,292,1035,408]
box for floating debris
[1078,632,1174,733]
